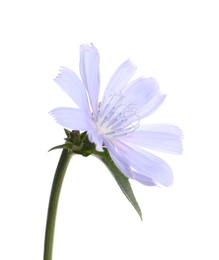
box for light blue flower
[50,44,183,187]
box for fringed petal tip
[120,76,166,119]
[80,43,98,53]
[49,107,91,131]
[122,59,137,70]
[53,66,90,112]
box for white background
[1,0,219,259]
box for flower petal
[80,44,100,117]
[105,59,136,95]
[49,107,92,130]
[105,139,173,186]
[101,60,136,108]
[54,67,90,111]
[123,77,165,118]
[120,124,183,154]
[87,129,104,152]
[106,144,156,186]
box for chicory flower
[50,44,182,187]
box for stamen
[96,91,140,138]
[99,92,124,121]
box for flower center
[96,92,140,138]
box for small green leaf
[64,128,71,137]
[48,143,73,152]
[94,148,142,220]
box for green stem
[44,149,73,260]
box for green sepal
[64,128,71,138]
[48,143,73,152]
[94,148,142,220]
[49,130,95,156]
